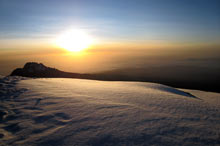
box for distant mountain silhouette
[10,62,91,78]
[10,62,220,93]
[10,62,128,80]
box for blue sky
[0,0,220,46]
[0,0,220,75]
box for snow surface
[0,76,220,146]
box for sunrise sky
[0,0,220,75]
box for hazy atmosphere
[1,0,220,76]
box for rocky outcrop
[10,62,126,81]
[10,62,87,78]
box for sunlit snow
[0,77,219,145]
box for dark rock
[10,62,88,78]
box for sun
[56,29,93,52]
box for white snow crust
[0,77,219,146]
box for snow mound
[133,82,196,98]
[0,77,220,146]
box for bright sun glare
[56,29,93,52]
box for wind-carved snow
[0,77,220,146]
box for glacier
[0,76,220,146]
